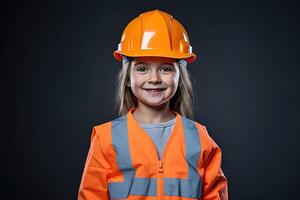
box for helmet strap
[122,56,131,65]
[178,59,187,67]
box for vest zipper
[158,160,164,200]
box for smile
[143,88,166,95]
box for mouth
[143,88,166,95]
[143,88,167,91]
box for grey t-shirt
[137,117,176,160]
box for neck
[132,102,176,124]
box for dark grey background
[1,0,299,199]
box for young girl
[78,9,228,200]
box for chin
[140,100,169,108]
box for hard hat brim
[113,50,197,63]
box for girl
[78,9,228,200]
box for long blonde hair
[113,58,195,119]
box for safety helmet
[113,9,197,63]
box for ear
[126,81,131,87]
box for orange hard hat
[113,9,197,63]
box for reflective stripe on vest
[109,115,202,199]
[109,115,157,198]
[164,117,202,198]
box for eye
[136,65,150,72]
[160,65,173,72]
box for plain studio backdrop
[1,0,299,199]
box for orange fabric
[78,108,228,199]
[113,9,197,63]
[195,124,228,200]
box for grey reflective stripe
[164,178,201,198]
[109,115,157,199]
[181,117,201,179]
[164,117,202,198]
[111,115,133,172]
[109,178,157,198]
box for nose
[148,70,162,83]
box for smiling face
[128,57,180,109]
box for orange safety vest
[78,107,228,200]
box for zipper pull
[158,160,164,173]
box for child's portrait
[78,9,228,199]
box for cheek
[165,73,179,88]
[130,74,143,90]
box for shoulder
[88,116,123,153]
[183,117,220,149]
[186,118,223,167]
[93,121,112,134]
[180,116,208,138]
[91,115,127,139]
[86,121,111,148]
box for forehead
[132,56,176,65]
